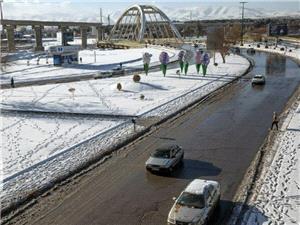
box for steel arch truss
[109,5,183,42]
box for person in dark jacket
[271,111,279,130]
[10,77,15,88]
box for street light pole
[0,0,3,21]
[240,1,247,46]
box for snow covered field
[0,47,177,82]
[1,52,250,211]
[1,112,124,179]
[1,54,247,116]
[241,99,300,225]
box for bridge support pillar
[5,25,16,52]
[96,26,103,41]
[33,25,44,51]
[80,27,88,49]
[58,26,69,46]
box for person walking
[10,77,15,88]
[132,118,136,132]
[271,111,279,130]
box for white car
[145,144,184,173]
[168,179,220,225]
[251,74,266,85]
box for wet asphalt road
[21,51,300,225]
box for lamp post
[240,1,247,46]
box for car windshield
[152,149,171,158]
[254,75,263,78]
[177,192,205,209]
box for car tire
[179,155,184,166]
[213,196,221,216]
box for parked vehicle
[247,48,255,54]
[252,74,266,85]
[168,179,220,225]
[145,144,183,173]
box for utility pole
[99,8,103,40]
[240,1,247,46]
[0,0,3,73]
[0,0,3,21]
[108,14,110,26]
[100,8,102,24]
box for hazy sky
[2,0,300,22]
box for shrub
[140,94,145,100]
[257,44,260,48]
[133,74,141,82]
[280,48,285,51]
[289,49,292,52]
[265,45,269,49]
[117,83,122,91]
[214,63,218,66]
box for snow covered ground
[240,98,300,225]
[1,52,250,211]
[0,54,247,116]
[0,47,177,82]
[1,112,124,179]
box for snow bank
[240,99,300,225]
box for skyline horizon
[1,1,299,23]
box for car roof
[156,144,179,151]
[184,179,219,195]
[254,74,263,77]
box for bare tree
[248,27,266,42]
[207,27,239,63]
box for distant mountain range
[108,6,300,24]
[3,2,300,24]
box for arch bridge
[109,5,183,42]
